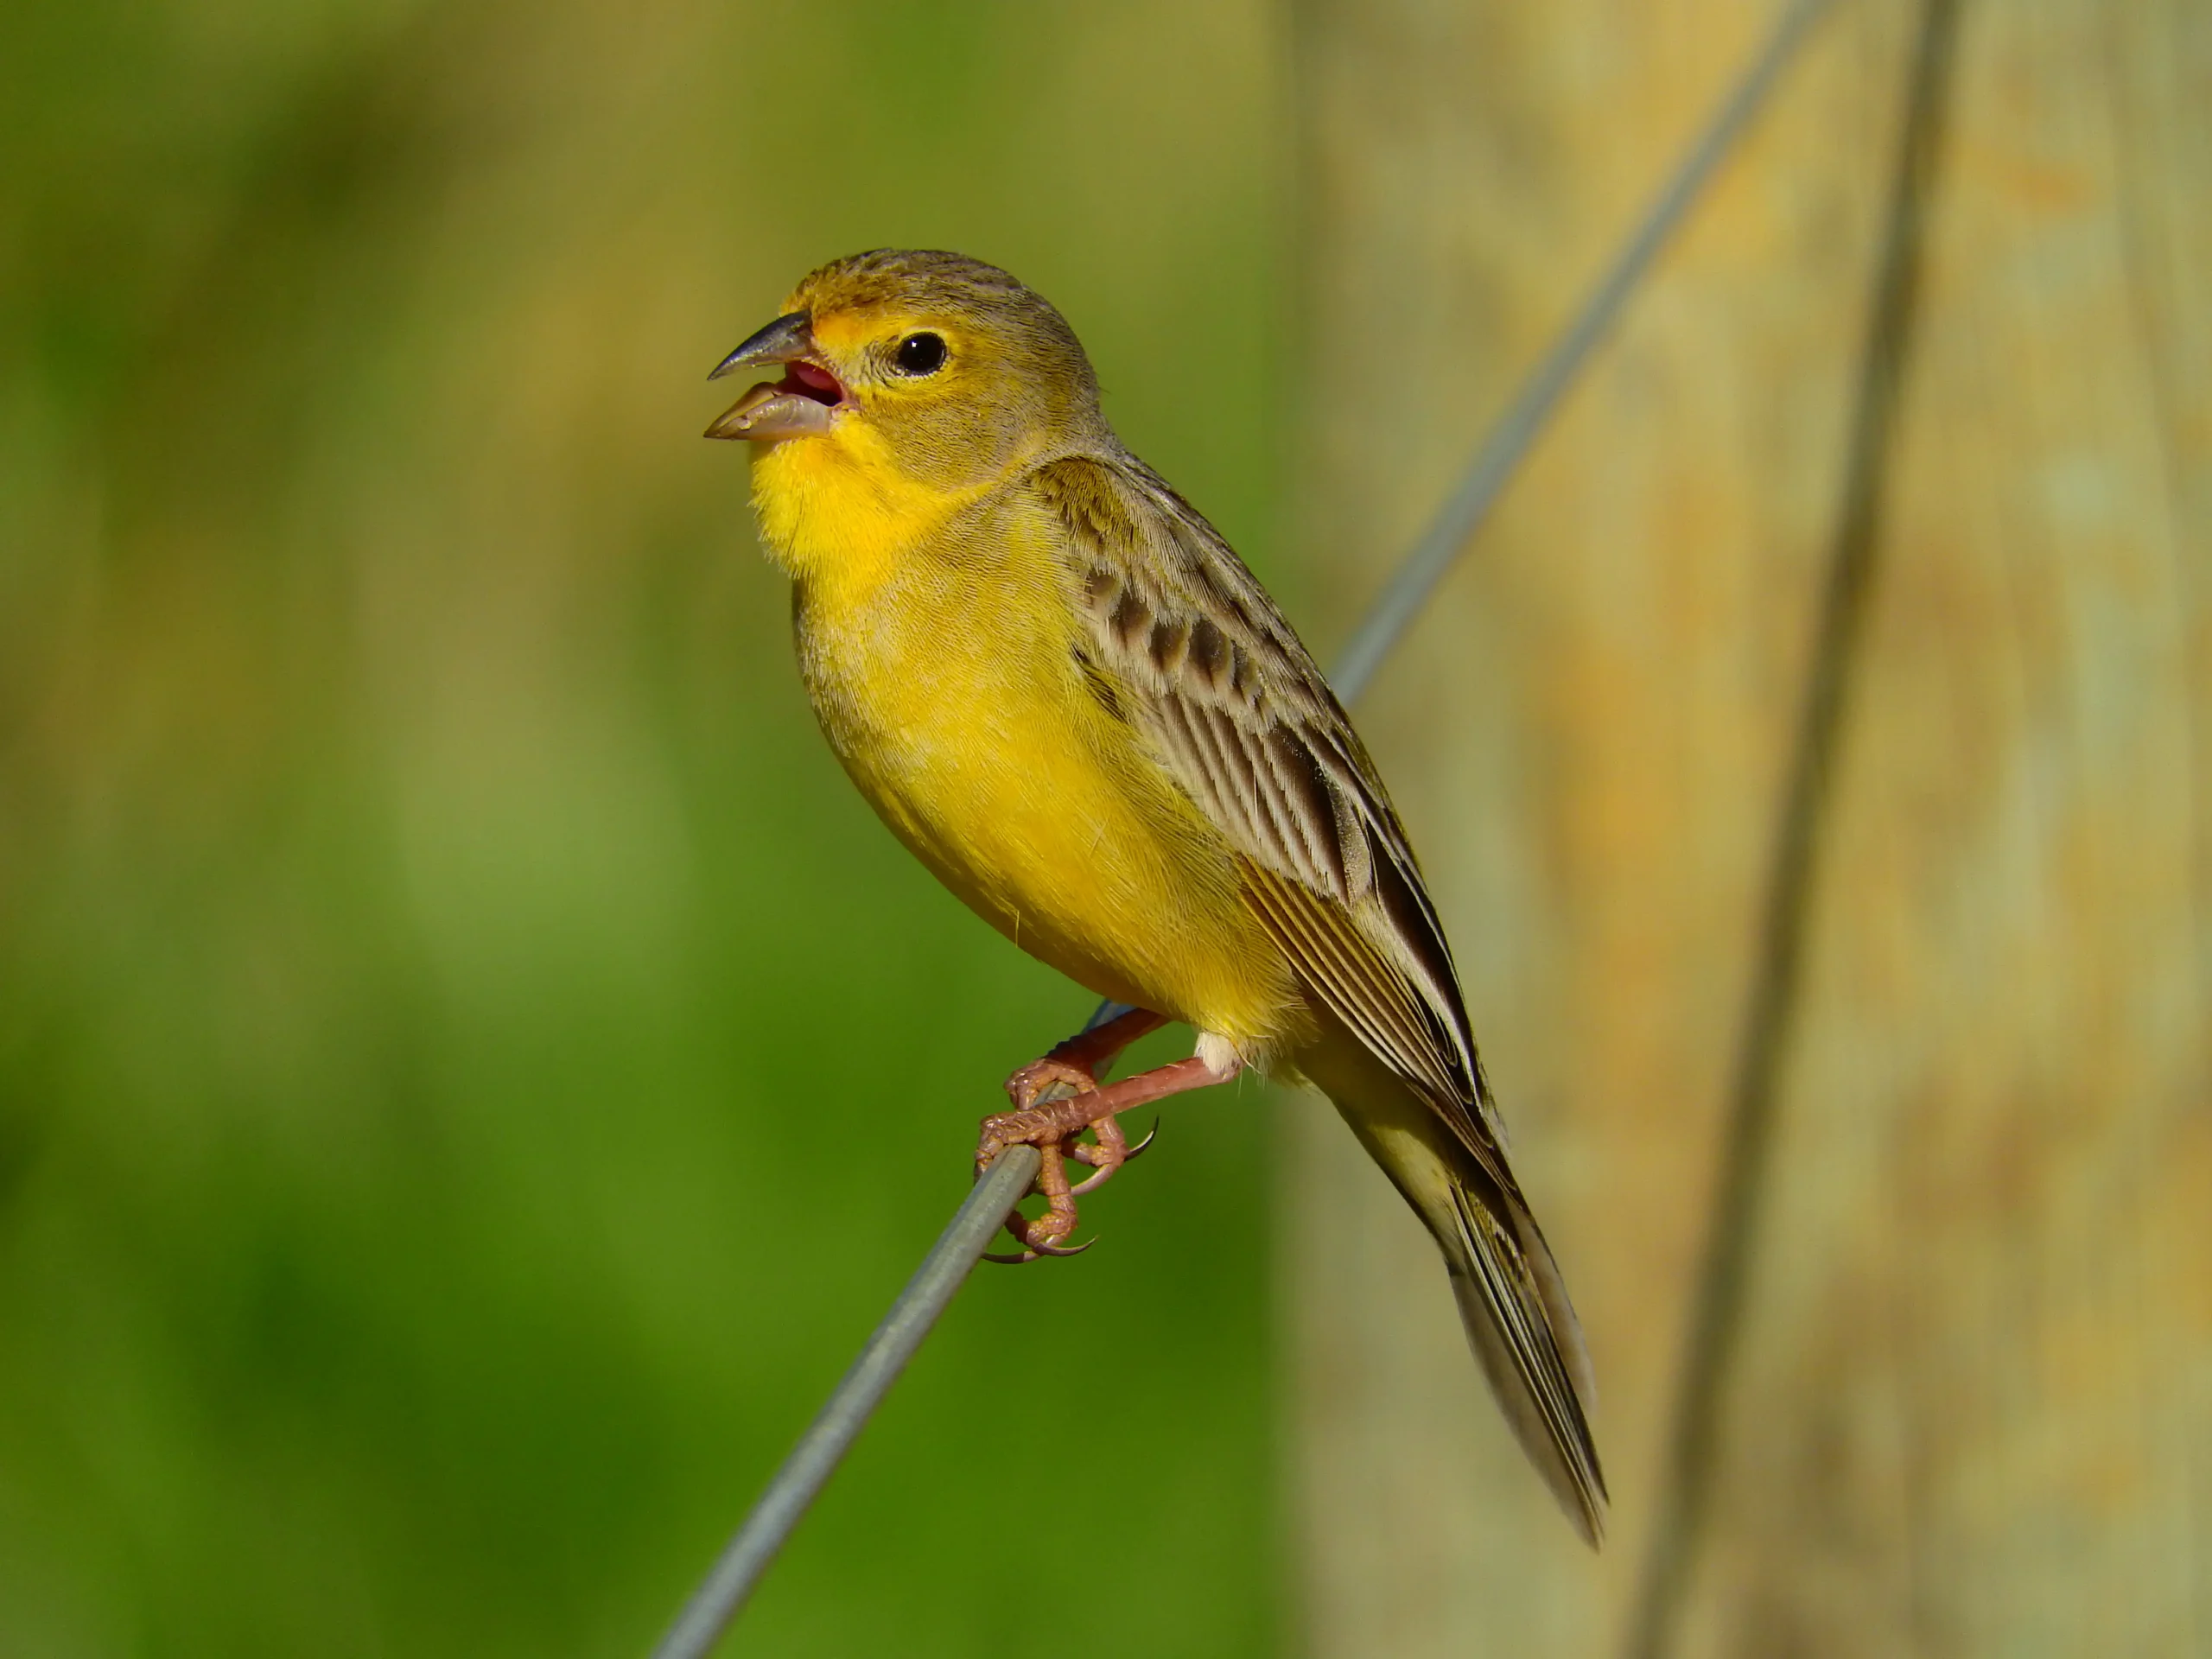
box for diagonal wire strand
[1084,0,1837,1041]
[1326,0,1839,707]
[646,1147,1041,1659]
[649,4,1838,1652]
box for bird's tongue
[786,360,843,404]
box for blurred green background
[0,0,1288,1652]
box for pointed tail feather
[1440,1166,1608,1545]
[1301,1024,1608,1543]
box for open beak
[704,312,849,442]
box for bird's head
[705,250,1104,491]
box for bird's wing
[1033,453,1607,1542]
[1029,452,1506,1160]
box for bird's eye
[893,332,948,376]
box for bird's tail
[1301,1024,1609,1546]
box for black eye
[893,332,947,376]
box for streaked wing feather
[1031,453,1494,1145]
[1242,864,1463,1110]
[1031,452,1605,1541]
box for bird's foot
[976,1107,1161,1264]
[976,1080,1116,1263]
[977,1041,1232,1265]
[982,1010,1166,1262]
[978,1138,1092,1264]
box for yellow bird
[707,250,1606,1542]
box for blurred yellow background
[2,1,1287,1653]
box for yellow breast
[750,434,1296,1049]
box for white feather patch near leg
[1193,1029,1245,1077]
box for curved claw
[1068,1116,1160,1196]
[982,1235,1096,1266]
[1067,1153,1126,1197]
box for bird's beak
[704,312,848,442]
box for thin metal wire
[647,1146,1041,1659]
[1082,0,1838,1065]
[1327,0,1839,707]
[652,4,1841,1650]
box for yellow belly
[759,443,1295,1047]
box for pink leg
[1001,1006,1168,1113]
[978,1049,1241,1262]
